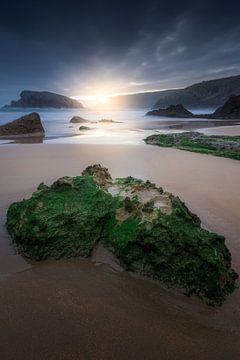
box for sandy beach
[1,143,240,359]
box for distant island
[146,95,240,119]
[3,90,83,109]
[107,75,240,109]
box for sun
[95,95,108,103]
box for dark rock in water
[98,119,122,123]
[0,112,45,138]
[212,95,240,119]
[6,164,238,305]
[70,116,90,123]
[4,90,83,109]
[147,104,193,118]
[79,126,91,131]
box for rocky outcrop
[4,90,83,109]
[147,104,193,118]
[212,95,240,119]
[70,116,89,123]
[6,165,238,305]
[144,132,240,160]
[146,95,240,120]
[0,112,45,138]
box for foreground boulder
[212,94,240,119]
[7,165,237,305]
[0,112,45,138]
[147,104,193,118]
[4,90,83,109]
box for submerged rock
[0,112,45,138]
[99,119,122,123]
[70,116,90,123]
[6,165,238,305]
[79,126,91,131]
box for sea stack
[146,104,193,118]
[0,112,45,138]
[4,90,84,109]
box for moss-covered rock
[7,175,118,260]
[6,165,238,305]
[144,132,240,160]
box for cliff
[212,95,240,119]
[154,75,240,109]
[107,75,240,109]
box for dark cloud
[0,0,240,104]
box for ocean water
[0,107,217,145]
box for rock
[4,90,83,109]
[147,104,193,118]
[212,95,240,119]
[70,116,90,123]
[79,126,91,131]
[82,164,113,189]
[98,119,121,123]
[144,132,240,160]
[0,112,45,138]
[6,165,238,305]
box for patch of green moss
[79,126,91,131]
[144,133,240,160]
[7,176,119,260]
[103,196,237,305]
[6,166,238,305]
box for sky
[0,0,240,106]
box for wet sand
[200,124,240,136]
[0,144,240,359]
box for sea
[0,107,218,145]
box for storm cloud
[0,0,240,104]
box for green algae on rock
[144,132,240,160]
[6,164,238,305]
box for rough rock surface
[0,112,45,138]
[212,95,240,119]
[4,90,83,109]
[147,104,193,117]
[7,165,238,305]
[70,116,90,123]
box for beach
[0,143,240,359]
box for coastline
[0,143,240,358]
